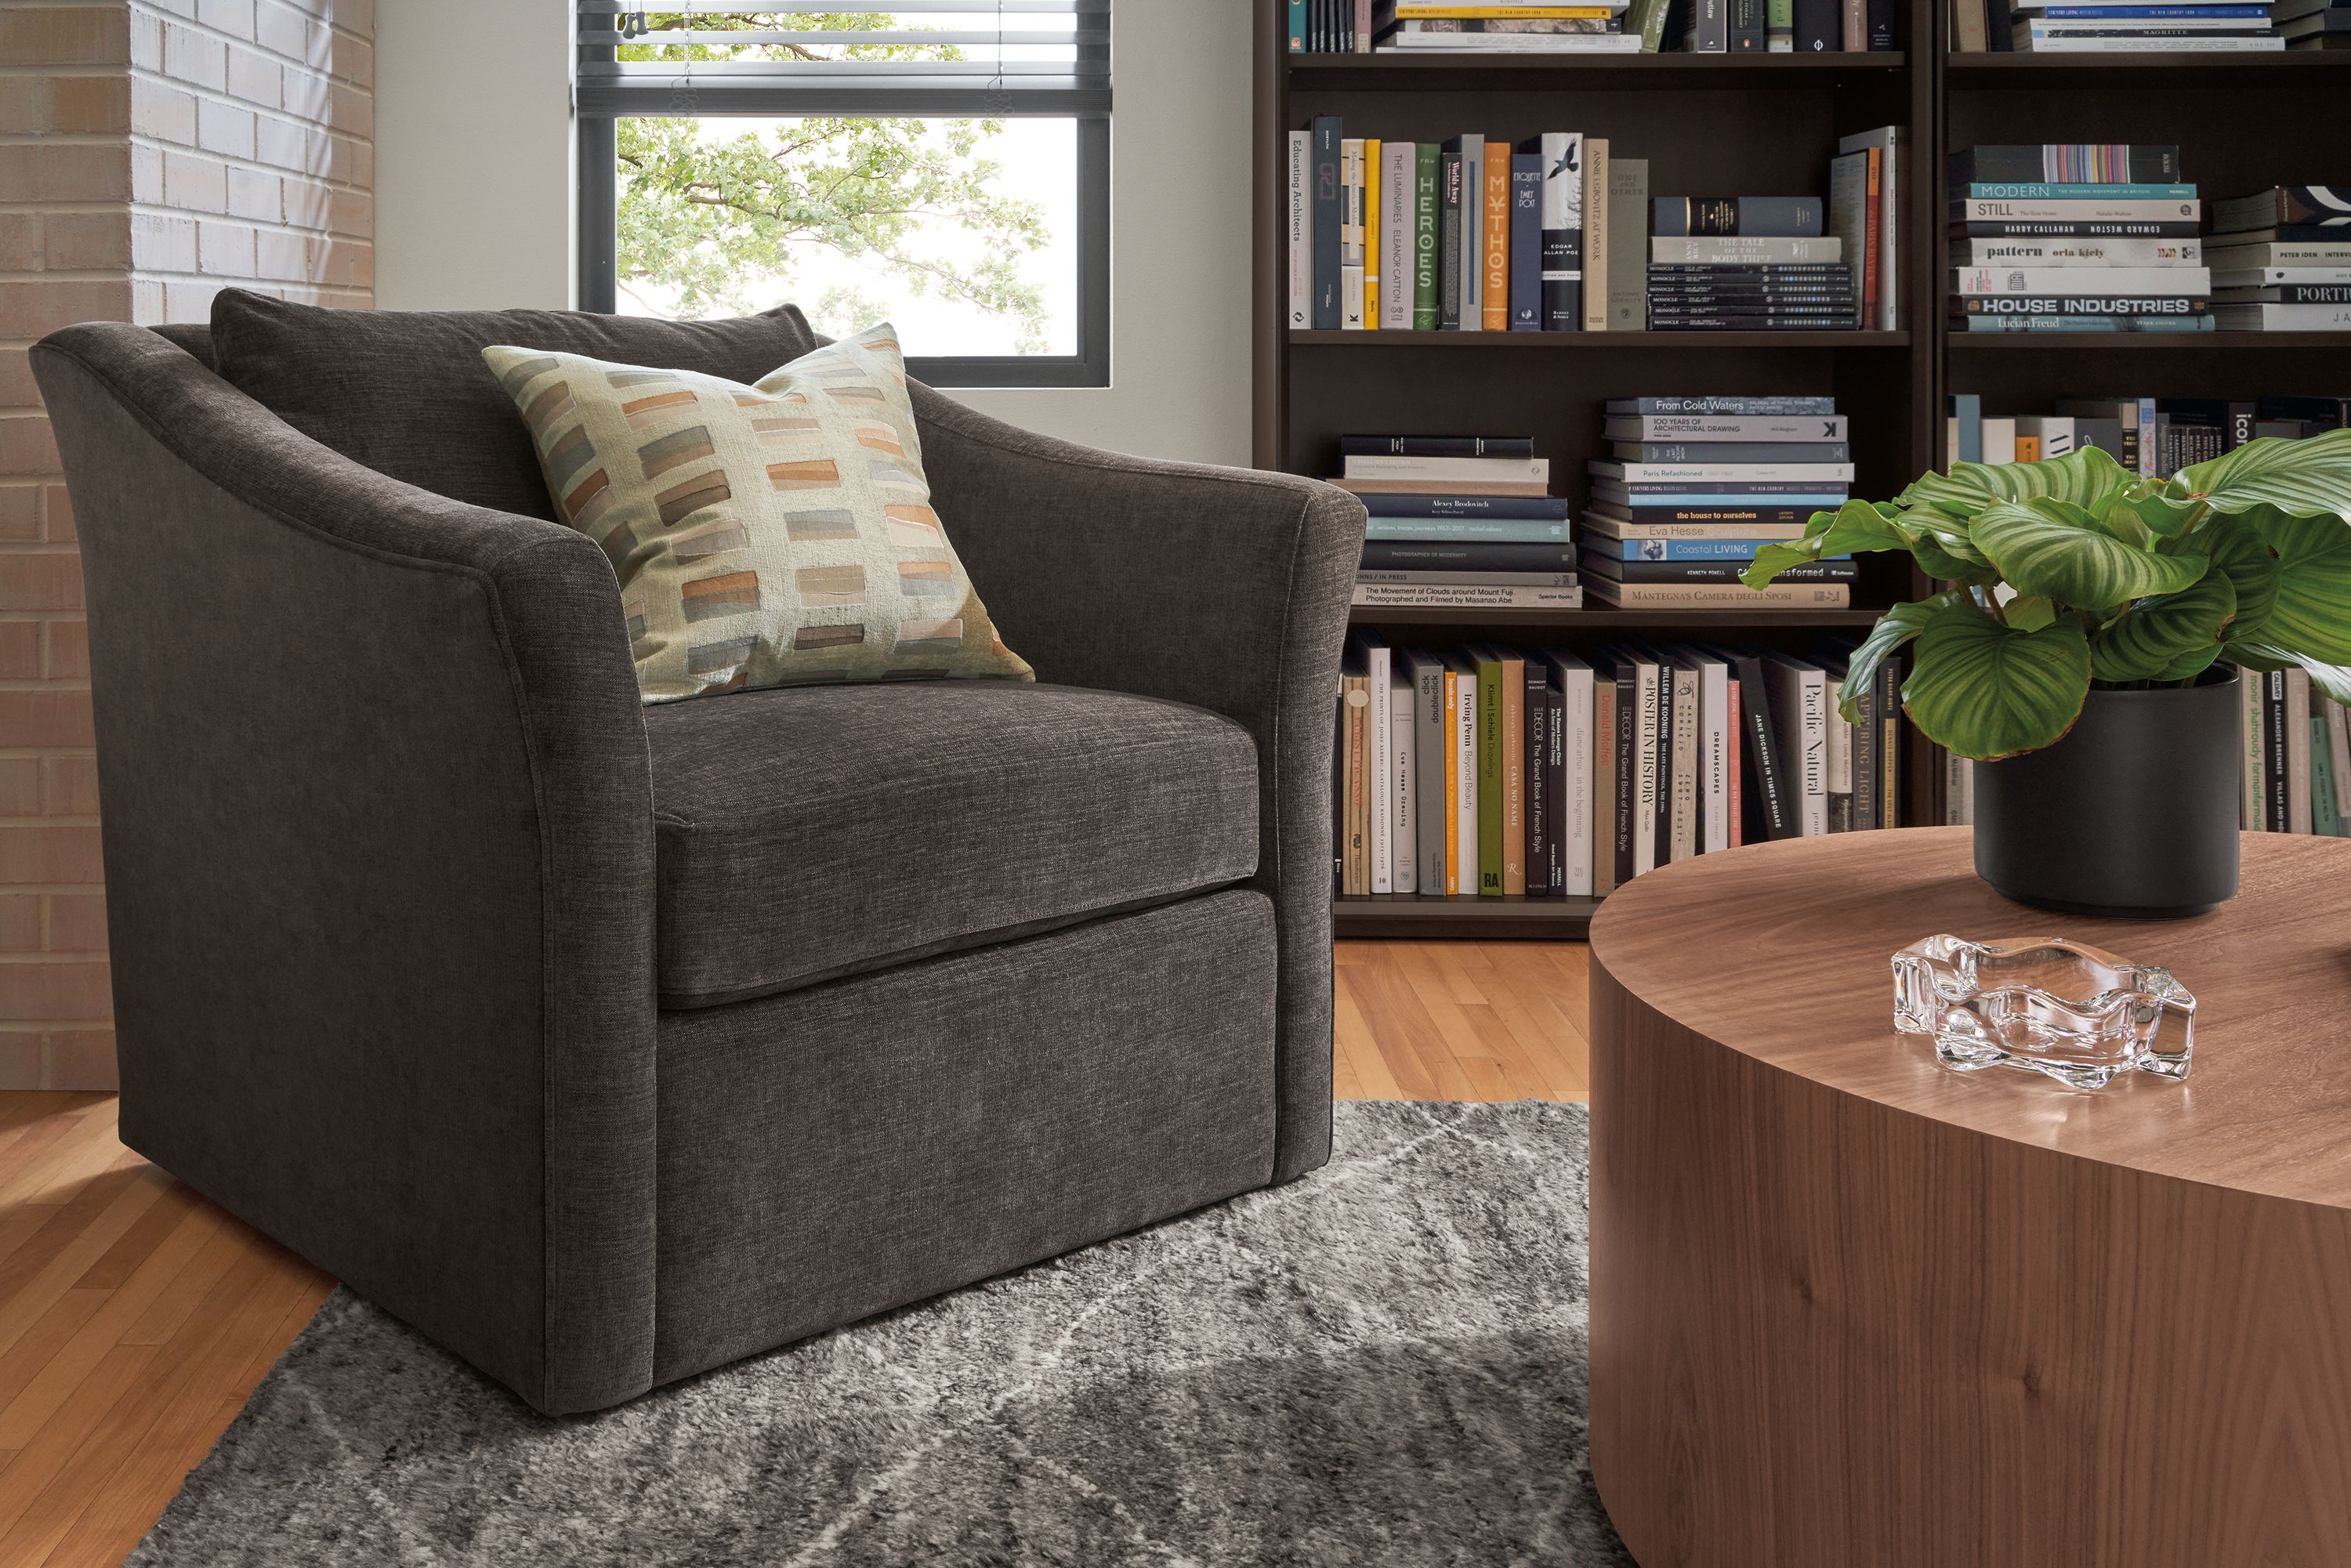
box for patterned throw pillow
[480,323,1033,703]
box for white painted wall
[368,0,1254,466]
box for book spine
[1461,138,1484,333]
[1793,0,1838,49]
[1730,0,1765,50]
[1617,441,1853,462]
[1364,640,1391,891]
[1639,662,1665,875]
[1538,133,1585,331]
[1502,658,1527,895]
[2288,667,2314,834]
[1768,0,1794,48]
[1866,0,1893,47]
[1483,150,1512,331]
[1340,139,1367,331]
[1343,435,1538,458]
[1454,668,1476,892]
[1525,664,1552,896]
[1559,668,1590,894]
[1850,668,1878,828]
[1382,143,1416,329]
[1607,158,1649,331]
[1477,657,1504,894]
[1289,0,1306,51]
[1614,668,1639,885]
[1413,144,1441,331]
[1733,655,1794,840]
[1842,0,1864,50]
[1355,0,1371,52]
[1439,148,1463,331]
[1362,137,1382,329]
[1581,139,1610,332]
[2241,668,2264,831]
[1510,155,1545,329]
[1592,677,1617,896]
[1628,0,1672,50]
[1547,682,1570,892]
[1311,117,1342,329]
[1825,680,1853,832]
[1672,668,1699,861]
[1392,679,1417,893]
[1724,672,1744,846]
[1860,147,1882,328]
[1415,660,1447,894]
[1331,690,1342,892]
[1343,675,1367,893]
[2330,697,2351,821]
[1695,0,1728,49]
[1288,133,1311,329]
[1878,657,1900,827]
[1361,542,1576,571]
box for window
[576,4,1110,387]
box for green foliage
[612,13,1050,343]
[1743,430,2351,760]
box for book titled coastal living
[1310,116,1342,329]
[1520,132,1585,331]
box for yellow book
[1392,3,1617,13]
[1364,138,1382,329]
[1483,147,1511,331]
[1443,666,1462,895]
[2015,435,2043,462]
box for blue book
[1509,154,1543,331]
[1949,393,1982,465]
[1961,183,2197,201]
[1585,538,1856,561]
[2039,5,2265,14]
[1288,0,1306,49]
[1365,517,1570,543]
[1599,491,1852,506]
[1955,314,2216,333]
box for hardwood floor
[0,939,1588,1565]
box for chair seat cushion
[646,682,1260,1009]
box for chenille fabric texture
[482,324,1034,702]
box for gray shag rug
[131,1100,1632,1566]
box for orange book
[1483,147,1511,331]
[2015,435,2043,462]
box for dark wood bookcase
[1252,0,2351,940]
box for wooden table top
[1588,827,2351,1213]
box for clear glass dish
[1891,934,2195,1089]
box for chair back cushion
[482,322,1031,703]
[207,288,819,520]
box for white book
[1828,151,1872,316]
[2288,666,2313,835]
[1667,662,1698,864]
[2014,31,2284,48]
[1344,454,1552,482]
[1354,633,1393,890]
[1763,654,1828,838]
[1943,751,1973,826]
[1691,653,1730,853]
[1451,656,1479,896]
[1460,135,1484,332]
[1391,675,1418,893]
[1382,141,1417,330]
[1981,416,2018,464]
[2013,416,2096,457]
[1549,651,1596,896]
[1652,235,1843,264]
[1628,650,1661,878]
[2212,267,2351,288]
[1588,460,1857,483]
[1352,585,1585,609]
[1341,139,1367,331]
[2214,303,2351,330]
[1603,414,1849,440]
[2201,240,2351,266]
[2327,698,2351,821]
[1288,132,1311,331]
[1952,196,2200,225]
[1954,236,2202,267]
[1954,265,2212,295]
[1839,125,1902,329]
[2030,13,2270,26]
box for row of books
[1946,393,2351,476]
[1947,145,2212,333]
[1289,0,1897,50]
[1951,0,2285,49]
[2210,187,2351,331]
[1289,119,1904,333]
[1583,395,1857,608]
[1333,636,1905,900]
[1336,436,1583,610]
[2240,670,2351,835]
[2272,0,2351,46]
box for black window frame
[574,7,1110,389]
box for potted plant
[1744,433,2351,918]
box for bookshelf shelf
[1948,331,2351,350]
[1945,52,2351,88]
[1333,893,1603,940]
[1291,329,1913,349]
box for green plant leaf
[1902,602,2092,761]
[2185,519,2284,640]
[2006,594,2057,632]
[2250,509,2351,663]
[1899,444,2129,521]
[1968,501,2208,608]
[2222,642,2290,672]
[2233,643,2351,704]
[2155,643,2225,683]
[1739,498,1909,589]
[1834,592,1960,724]
[2170,427,2351,522]
[2088,570,2237,683]
[1907,527,2001,585]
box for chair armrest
[913,386,1364,1184]
[32,323,658,1414]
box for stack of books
[1955,0,2282,46]
[1335,436,1581,610]
[1948,144,2212,333]
[1948,393,2351,476]
[1647,197,1857,331]
[2211,187,2351,330]
[2275,0,2351,45]
[1331,636,1904,900]
[2239,668,2351,836]
[1581,396,1857,610]
[1290,0,1639,52]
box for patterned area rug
[130,1100,1632,1566]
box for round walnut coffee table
[1586,827,2351,1568]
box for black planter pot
[1972,665,2241,919]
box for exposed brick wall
[0,0,372,1088]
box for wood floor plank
[0,1169,171,1366]
[0,1291,107,1418]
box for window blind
[576,2,1112,118]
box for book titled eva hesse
[1520,132,1585,331]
